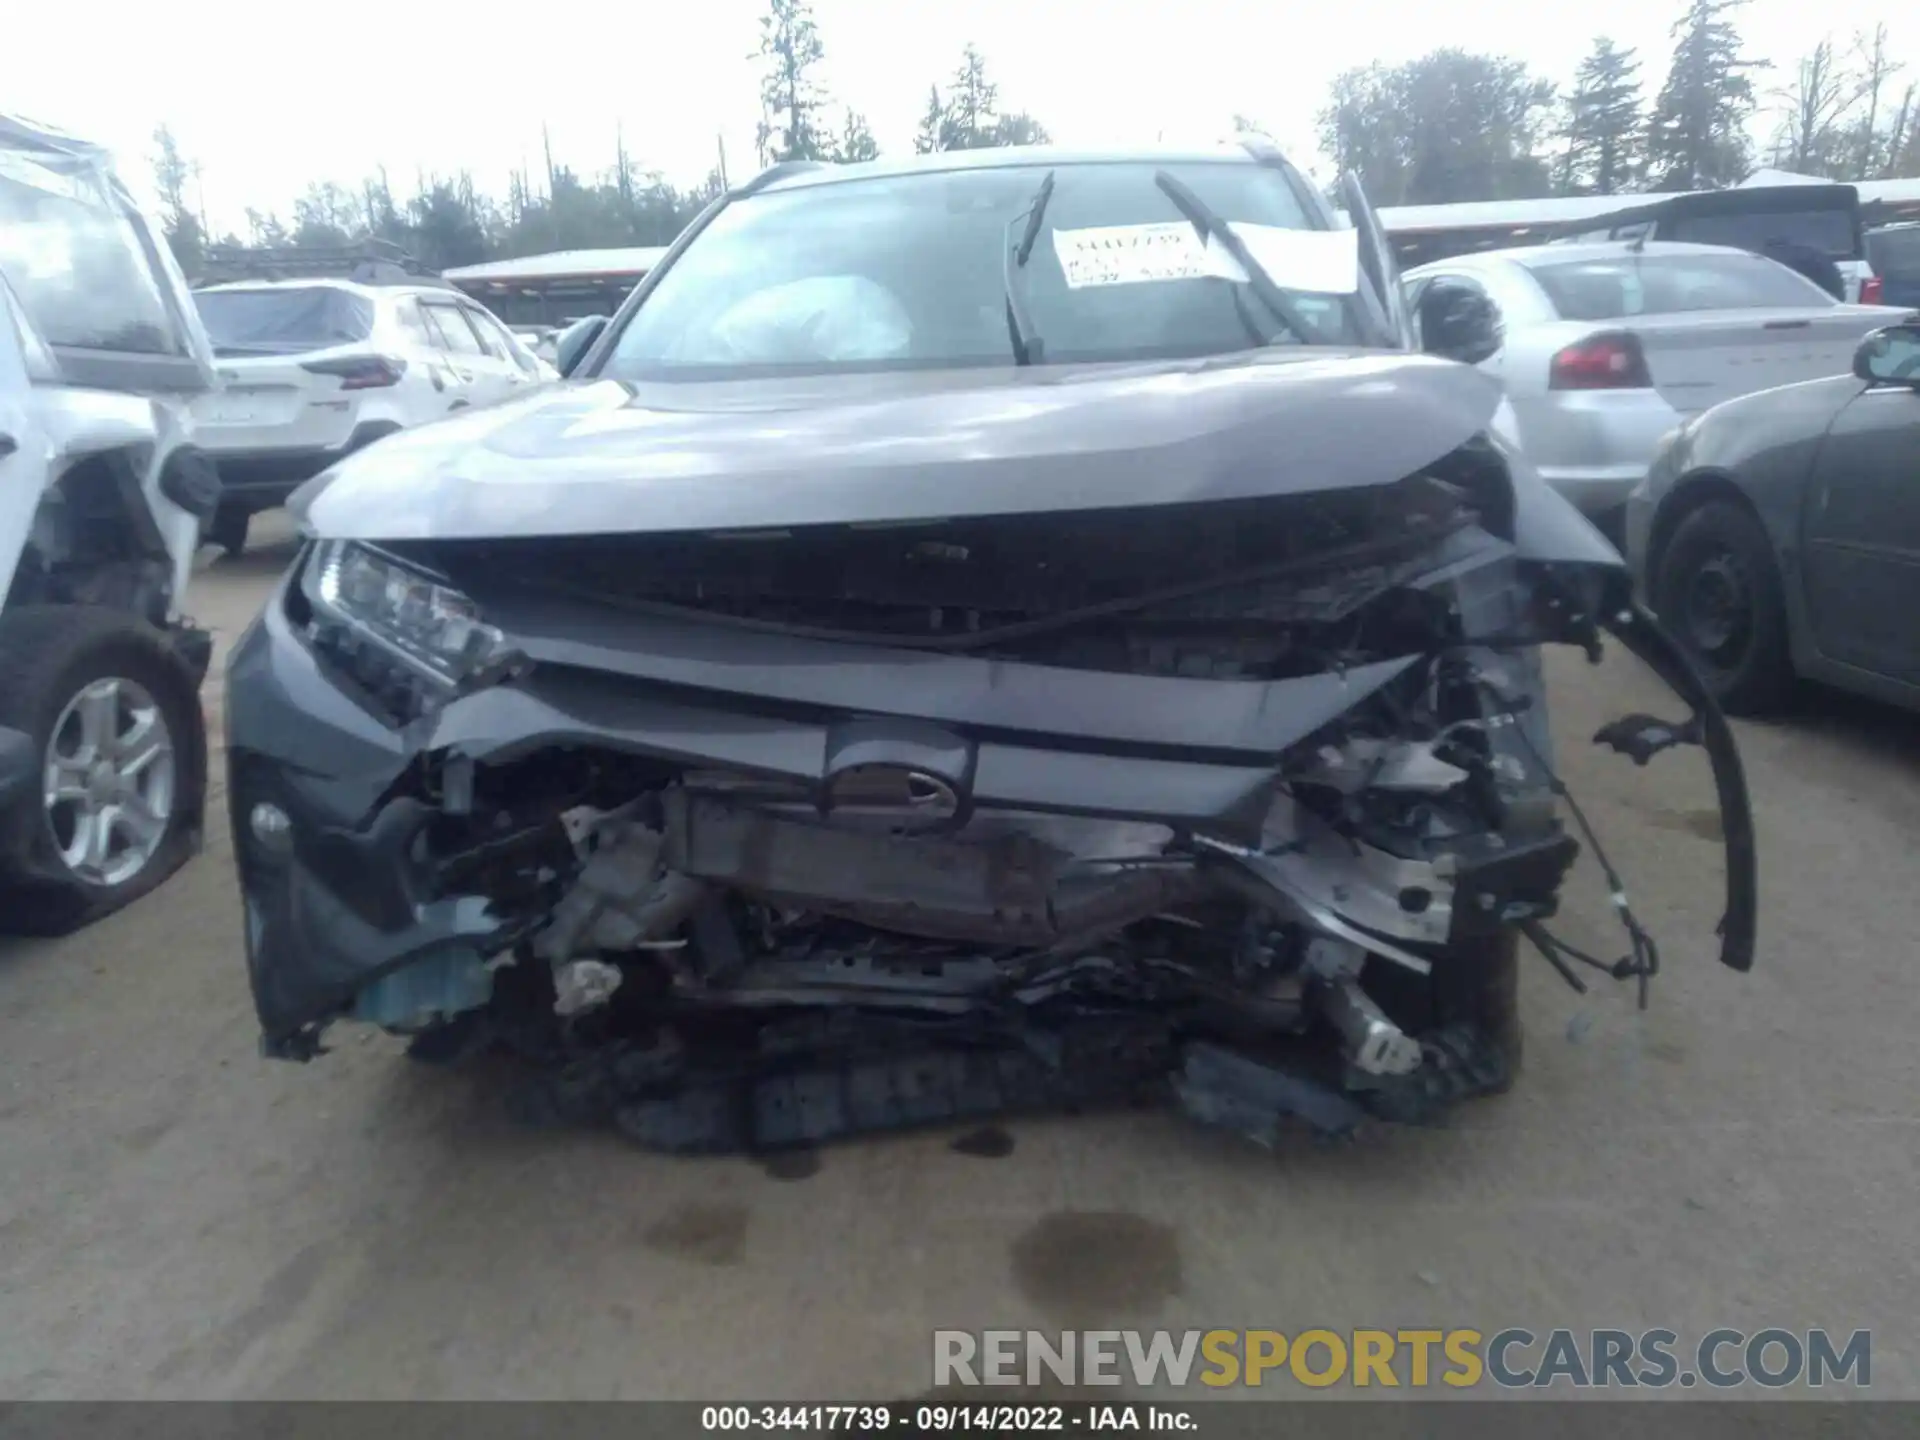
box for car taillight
[1861,276,1884,305]
[300,355,407,390]
[1549,332,1652,390]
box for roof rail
[194,238,447,288]
[734,159,831,197]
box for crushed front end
[226,436,1754,1151]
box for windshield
[599,160,1369,379]
[1669,207,1858,260]
[1528,252,1836,320]
[1867,227,1920,280]
[0,149,182,356]
[196,286,376,354]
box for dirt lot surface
[2,513,1915,1399]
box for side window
[422,303,484,357]
[469,306,540,375]
[393,298,436,350]
[459,305,508,360]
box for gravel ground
[1,513,1914,1400]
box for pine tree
[833,111,880,164]
[1646,0,1760,190]
[149,125,206,273]
[756,0,830,163]
[1560,39,1645,194]
[915,86,946,154]
[945,44,1000,148]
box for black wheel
[1653,499,1793,715]
[209,505,251,557]
[0,606,207,936]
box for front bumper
[226,550,1554,1057]
[229,490,1757,1065]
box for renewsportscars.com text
[933,1328,1872,1390]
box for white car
[191,280,550,553]
[1,114,219,933]
[1404,240,1911,529]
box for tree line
[151,0,1920,279]
[1317,2,1920,206]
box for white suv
[191,280,552,553]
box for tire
[209,505,251,557]
[1652,499,1793,715]
[0,605,207,936]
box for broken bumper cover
[228,568,1458,1057]
[227,468,1756,1153]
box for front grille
[406,478,1474,649]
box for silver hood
[297,350,1505,542]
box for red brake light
[1861,276,1884,305]
[1549,332,1652,390]
[300,355,407,390]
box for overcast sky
[12,0,1916,232]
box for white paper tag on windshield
[1053,223,1235,289]
[1052,220,1361,294]
[1232,223,1361,295]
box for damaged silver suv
[226,145,1756,1153]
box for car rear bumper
[1532,463,1651,519]
[206,421,402,511]
[1511,390,1680,518]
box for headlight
[301,540,520,718]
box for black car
[1627,319,1920,715]
[225,145,1755,1155]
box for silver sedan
[1405,240,1909,526]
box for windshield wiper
[1152,169,1316,347]
[1015,171,1055,267]
[1003,169,1055,365]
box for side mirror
[554,315,608,378]
[1418,285,1501,366]
[1854,322,1920,387]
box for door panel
[419,303,482,410]
[467,307,544,388]
[448,304,518,406]
[1338,172,1415,351]
[0,296,48,604]
[1801,386,1920,682]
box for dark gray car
[1626,319,1920,714]
[225,146,1755,1158]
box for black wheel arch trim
[1602,603,1759,975]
